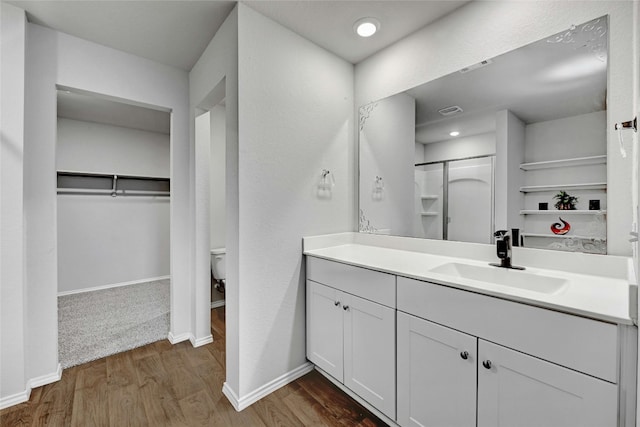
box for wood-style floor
[0,307,387,426]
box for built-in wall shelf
[421,212,439,217]
[520,210,606,215]
[521,232,606,241]
[519,155,606,171]
[57,171,170,197]
[420,195,439,200]
[520,182,607,193]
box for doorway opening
[55,88,172,368]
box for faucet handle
[494,230,508,238]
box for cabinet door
[306,280,343,381]
[344,293,396,420]
[397,312,477,427]
[478,340,618,427]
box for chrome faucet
[490,230,525,270]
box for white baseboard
[58,275,170,297]
[29,363,62,389]
[315,366,399,427]
[167,331,192,344]
[0,364,64,410]
[168,331,213,348]
[211,300,226,309]
[222,382,241,411]
[190,334,213,347]
[0,388,30,410]
[223,362,314,411]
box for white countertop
[304,242,637,325]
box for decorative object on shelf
[539,202,548,210]
[550,217,571,235]
[553,190,578,210]
[511,228,520,247]
[589,199,601,211]
[359,209,378,233]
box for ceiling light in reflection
[449,131,460,137]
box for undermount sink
[429,262,568,294]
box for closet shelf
[420,212,439,216]
[519,155,606,171]
[520,210,606,215]
[57,170,169,180]
[519,182,606,193]
[420,195,439,200]
[521,233,606,240]
[57,170,170,197]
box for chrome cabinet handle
[482,360,492,369]
[334,301,341,307]
[343,305,349,311]
[460,351,469,360]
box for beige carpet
[58,279,170,368]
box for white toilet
[210,248,226,292]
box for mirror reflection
[359,16,608,254]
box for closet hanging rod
[57,188,170,197]
[57,170,170,181]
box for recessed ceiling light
[449,131,460,137]
[354,18,380,38]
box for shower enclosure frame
[415,154,496,243]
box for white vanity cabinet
[477,340,617,427]
[306,257,396,420]
[397,312,477,427]
[397,276,624,427]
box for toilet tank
[210,247,226,280]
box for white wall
[56,118,170,293]
[189,6,239,392]
[359,93,416,236]
[235,3,353,402]
[0,3,28,407]
[355,1,636,256]
[57,118,170,177]
[421,132,495,163]
[525,111,606,163]
[495,110,525,231]
[12,20,192,406]
[210,104,226,250]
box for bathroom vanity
[303,232,637,427]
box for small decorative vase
[551,217,570,235]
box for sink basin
[429,262,568,294]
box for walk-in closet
[56,90,171,368]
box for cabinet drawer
[306,256,396,308]
[397,276,618,383]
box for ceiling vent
[459,59,493,74]
[438,105,464,116]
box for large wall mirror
[359,16,608,254]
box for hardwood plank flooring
[0,307,387,426]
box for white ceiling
[5,0,471,69]
[5,0,236,70]
[409,16,608,144]
[244,1,470,63]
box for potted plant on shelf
[553,190,578,210]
